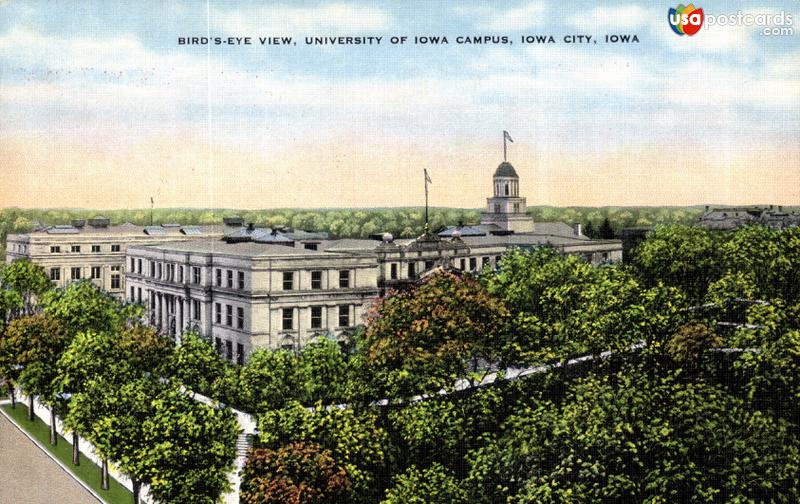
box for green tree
[364,271,511,397]
[0,314,70,432]
[631,225,722,301]
[43,280,141,334]
[240,443,352,504]
[1,259,51,316]
[383,463,467,504]
[168,331,226,396]
[665,323,723,371]
[140,387,239,504]
[239,349,311,412]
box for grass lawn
[1,403,133,504]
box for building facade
[125,239,378,363]
[4,217,230,295]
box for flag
[424,169,432,184]
[503,130,514,143]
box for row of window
[283,305,351,330]
[50,244,121,253]
[214,303,246,330]
[281,270,350,290]
[49,266,121,288]
[215,269,246,289]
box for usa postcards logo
[669,4,704,36]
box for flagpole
[424,169,429,233]
[503,132,507,162]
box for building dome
[493,161,519,178]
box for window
[469,258,477,270]
[111,244,120,252]
[311,271,322,289]
[283,271,294,290]
[192,299,201,320]
[338,270,350,288]
[157,263,162,279]
[482,257,490,267]
[282,308,293,330]
[504,183,509,196]
[111,274,120,289]
[513,203,520,213]
[226,305,233,326]
[71,245,81,253]
[225,340,233,361]
[215,302,222,324]
[408,263,416,278]
[390,263,398,280]
[215,269,222,286]
[111,266,120,272]
[130,257,135,271]
[91,245,100,253]
[226,270,233,288]
[304,243,318,250]
[460,259,466,270]
[192,267,201,284]
[237,307,244,329]
[50,246,60,253]
[425,260,434,270]
[178,266,183,283]
[130,286,135,300]
[236,343,244,365]
[495,255,502,265]
[137,287,142,302]
[311,306,322,329]
[91,266,101,279]
[150,261,156,277]
[71,267,81,280]
[50,268,60,281]
[238,271,245,289]
[215,337,222,354]
[137,259,142,274]
[338,305,350,327]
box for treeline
[0,205,707,248]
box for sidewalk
[0,411,98,504]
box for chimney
[705,205,710,212]
[778,205,783,212]
[247,222,255,231]
[573,223,582,236]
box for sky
[1,0,799,209]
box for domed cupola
[493,162,520,198]
[494,161,519,178]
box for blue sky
[1,1,798,208]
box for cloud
[214,3,392,34]
[567,5,652,31]
[458,2,546,31]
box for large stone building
[4,217,231,295]
[122,160,623,361]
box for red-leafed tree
[240,442,352,504]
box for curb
[0,406,106,504]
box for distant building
[4,218,231,295]
[699,205,799,230]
